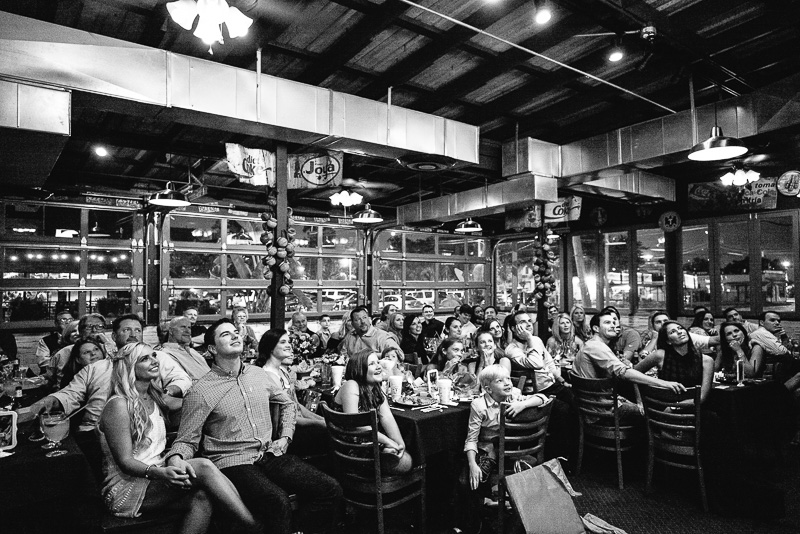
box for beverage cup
[331,365,345,388]
[388,375,403,402]
[436,378,453,403]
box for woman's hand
[468,460,482,491]
[729,340,742,352]
[157,463,194,488]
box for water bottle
[735,355,744,386]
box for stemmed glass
[40,412,70,457]
[28,412,46,442]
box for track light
[533,1,552,25]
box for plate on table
[393,395,436,408]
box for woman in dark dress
[400,313,426,364]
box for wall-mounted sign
[777,171,800,196]
[225,143,276,187]
[288,151,343,189]
[687,177,777,212]
[544,196,582,223]
[658,211,681,232]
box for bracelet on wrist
[144,464,155,480]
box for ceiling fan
[301,177,402,202]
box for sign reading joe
[288,151,343,189]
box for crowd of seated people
[5,297,800,534]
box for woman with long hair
[688,310,718,356]
[474,330,510,377]
[98,343,257,531]
[545,313,584,362]
[400,314,426,364]
[256,328,327,458]
[478,318,506,351]
[636,321,714,403]
[334,350,412,474]
[385,311,405,345]
[569,305,591,342]
[432,338,468,374]
[59,338,105,389]
[716,321,764,378]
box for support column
[270,143,288,327]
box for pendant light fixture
[166,0,254,54]
[353,204,383,224]
[688,86,748,162]
[149,182,191,208]
[454,218,482,234]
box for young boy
[315,314,332,355]
[454,365,551,534]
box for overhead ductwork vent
[397,173,558,225]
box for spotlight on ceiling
[533,1,552,25]
[94,146,109,157]
[608,41,624,62]
[454,218,482,234]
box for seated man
[160,316,211,382]
[723,306,759,334]
[30,314,190,432]
[601,306,641,362]
[289,311,320,361]
[340,306,401,357]
[167,319,342,534]
[749,310,798,378]
[46,313,117,385]
[313,314,333,356]
[574,311,686,421]
[35,310,74,369]
[457,304,478,340]
[183,305,208,351]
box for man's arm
[167,388,211,463]
[47,364,92,413]
[155,351,192,396]
[751,330,790,356]
[35,338,53,368]
[268,381,297,441]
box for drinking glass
[41,413,70,457]
[28,412,46,442]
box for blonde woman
[569,305,592,343]
[546,313,584,362]
[98,343,257,532]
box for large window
[718,220,750,312]
[374,230,491,311]
[681,225,710,311]
[636,229,666,310]
[494,235,562,311]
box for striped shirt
[170,362,297,470]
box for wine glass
[28,412,46,442]
[40,412,70,457]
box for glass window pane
[375,231,402,253]
[228,289,272,313]
[405,289,434,310]
[466,238,487,258]
[90,210,134,240]
[91,290,131,319]
[378,259,402,281]
[760,216,794,313]
[604,231,630,313]
[227,254,271,280]
[2,290,80,322]
[5,203,44,236]
[468,288,487,307]
[170,290,221,316]
[495,242,515,308]
[405,233,435,255]
[46,207,81,238]
[406,262,434,281]
[439,263,466,282]
[226,220,260,245]
[87,250,133,280]
[719,220,750,312]
[290,257,318,280]
[3,248,81,279]
[438,290,464,310]
[321,289,358,311]
[170,215,221,243]
[291,225,318,249]
[516,240,537,307]
[681,225,710,311]
[379,290,402,310]
[637,229,666,310]
[571,234,598,309]
[439,236,465,257]
[322,227,358,252]
[466,263,485,283]
[170,252,221,279]
[288,290,318,313]
[322,257,358,281]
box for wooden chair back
[509,368,538,394]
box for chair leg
[419,479,426,534]
[377,494,384,534]
[697,459,708,512]
[645,440,654,494]
[576,422,584,476]
[497,479,505,534]
[615,432,624,490]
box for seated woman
[478,318,506,352]
[256,328,327,458]
[455,364,550,534]
[334,350,413,475]
[433,338,469,375]
[232,307,258,361]
[384,312,405,345]
[545,313,584,363]
[570,305,591,343]
[474,331,510,377]
[98,342,257,532]
[635,321,714,404]
[400,314,426,364]
[715,321,764,378]
[689,310,718,357]
[59,338,105,389]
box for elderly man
[575,311,685,420]
[30,314,190,432]
[289,311,320,360]
[340,306,401,357]
[35,310,74,369]
[167,319,342,534]
[46,313,117,385]
[160,316,211,381]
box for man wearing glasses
[34,309,74,370]
[46,313,117,385]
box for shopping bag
[504,458,584,534]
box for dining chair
[510,368,538,394]
[569,371,638,489]
[497,400,554,534]
[321,404,426,534]
[639,385,708,512]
